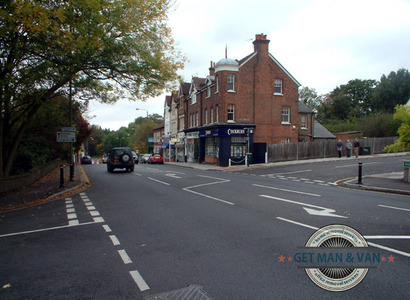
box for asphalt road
[0,156,409,299]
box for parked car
[81,156,92,164]
[107,147,134,173]
[101,154,109,164]
[140,154,151,164]
[148,153,164,164]
[132,151,139,164]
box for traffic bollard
[59,164,64,188]
[357,162,363,184]
[69,162,74,181]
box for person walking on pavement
[354,138,360,158]
[345,139,352,158]
[337,139,343,158]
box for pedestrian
[336,139,343,158]
[354,138,360,158]
[345,140,352,158]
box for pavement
[0,153,408,212]
[165,153,410,196]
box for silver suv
[107,147,134,173]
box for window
[228,104,235,122]
[207,86,210,98]
[301,115,308,129]
[205,109,208,124]
[192,93,196,104]
[216,76,219,93]
[216,105,219,122]
[228,74,235,91]
[281,106,290,123]
[281,138,290,144]
[180,116,184,130]
[274,79,283,94]
[196,112,199,126]
[210,107,214,123]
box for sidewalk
[166,153,410,196]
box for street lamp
[136,108,149,153]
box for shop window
[281,106,290,124]
[231,137,247,157]
[205,137,219,157]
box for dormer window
[191,93,196,104]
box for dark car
[107,147,134,173]
[148,153,164,164]
[81,156,92,164]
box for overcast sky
[88,0,410,131]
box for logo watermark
[277,224,395,292]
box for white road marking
[130,270,150,292]
[260,195,346,218]
[365,235,410,239]
[182,176,234,206]
[109,235,120,246]
[276,217,410,258]
[378,204,410,212]
[89,211,100,216]
[67,213,77,220]
[253,184,321,197]
[118,249,132,264]
[67,208,75,213]
[0,221,100,238]
[69,220,79,226]
[133,173,142,176]
[93,217,105,223]
[148,177,170,185]
[165,173,181,179]
[102,225,112,232]
[367,242,410,258]
[266,169,312,176]
[86,206,96,211]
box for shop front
[198,124,256,167]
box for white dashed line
[130,270,150,292]
[118,249,132,264]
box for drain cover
[143,284,214,300]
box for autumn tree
[0,0,184,177]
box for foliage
[299,87,323,111]
[0,0,185,177]
[384,105,410,152]
[372,69,410,113]
[321,79,377,120]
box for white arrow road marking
[260,195,347,218]
[165,173,182,179]
[253,184,321,197]
[302,207,347,218]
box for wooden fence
[266,137,400,163]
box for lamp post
[136,108,149,153]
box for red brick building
[175,34,301,166]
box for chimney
[253,33,270,53]
[209,61,215,76]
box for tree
[0,0,185,177]
[385,105,410,152]
[299,86,323,111]
[372,69,410,113]
[324,79,377,120]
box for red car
[148,153,164,164]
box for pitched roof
[314,121,336,139]
[298,102,315,114]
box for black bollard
[59,164,64,188]
[357,162,363,184]
[69,162,74,181]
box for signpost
[57,131,76,143]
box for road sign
[61,127,76,132]
[57,131,76,142]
